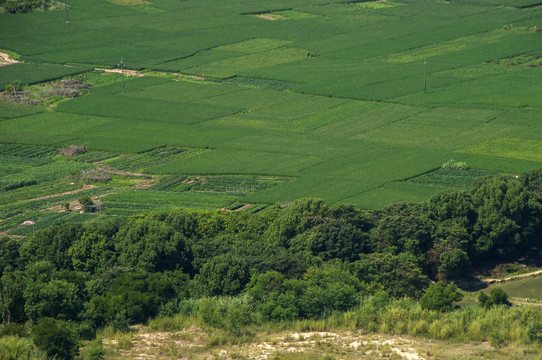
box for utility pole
[65,0,69,25]
[119,58,125,94]
[424,58,426,95]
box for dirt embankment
[0,51,19,66]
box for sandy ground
[99,325,535,360]
[103,328,428,360]
[97,68,205,80]
[254,13,285,20]
[0,51,19,66]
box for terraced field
[1,0,542,231]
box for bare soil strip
[30,184,97,201]
[0,51,19,66]
[95,68,145,76]
[97,68,205,80]
[483,269,542,284]
[255,13,285,20]
[235,203,252,212]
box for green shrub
[478,288,511,309]
[79,195,94,206]
[419,281,463,312]
[31,317,78,360]
[442,160,468,172]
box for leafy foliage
[478,288,512,309]
[419,281,463,312]
[32,317,78,360]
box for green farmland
[1,0,542,230]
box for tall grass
[335,297,541,345]
[158,295,541,347]
[0,336,48,360]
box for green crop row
[0,143,58,158]
[408,168,497,189]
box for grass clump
[442,159,469,172]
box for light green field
[1,0,542,219]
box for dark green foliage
[0,322,26,336]
[351,253,429,299]
[20,223,85,270]
[0,237,22,275]
[471,176,542,260]
[419,281,463,312]
[248,265,362,321]
[78,196,93,207]
[115,216,193,274]
[0,268,26,324]
[291,209,373,262]
[23,261,83,322]
[264,198,328,248]
[426,191,476,228]
[194,254,250,297]
[90,271,175,326]
[521,168,542,196]
[438,248,471,280]
[372,207,432,264]
[32,317,78,360]
[4,80,24,93]
[1,0,45,14]
[478,288,512,309]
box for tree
[478,288,511,308]
[0,236,22,276]
[372,212,432,264]
[351,253,429,299]
[0,268,26,323]
[291,218,372,262]
[32,317,78,360]
[194,254,250,297]
[471,176,542,261]
[89,271,175,327]
[438,248,471,280]
[419,281,463,311]
[264,198,328,248]
[20,222,84,270]
[115,216,193,274]
[79,195,94,209]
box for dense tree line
[0,0,54,14]
[1,170,542,357]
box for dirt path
[483,269,542,284]
[96,68,145,77]
[0,51,19,66]
[31,184,97,201]
[234,203,252,212]
[96,67,205,80]
[255,13,285,20]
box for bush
[478,288,511,309]
[4,80,24,93]
[32,317,78,360]
[79,195,94,206]
[442,159,468,172]
[528,323,542,343]
[419,281,463,312]
[0,322,26,337]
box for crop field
[1,0,542,231]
